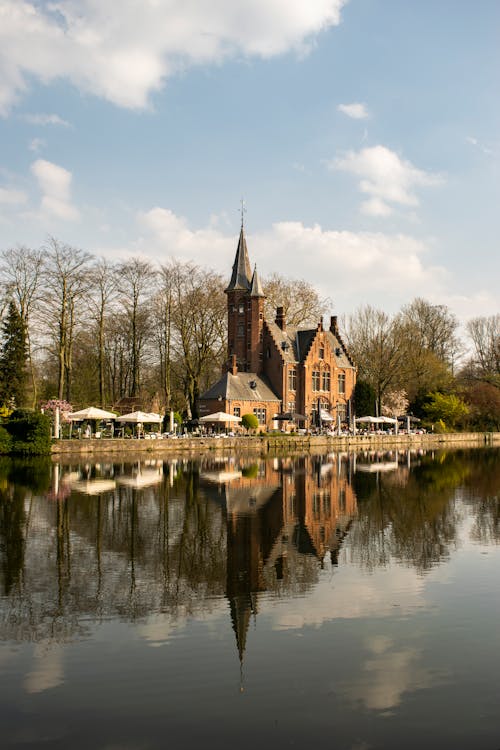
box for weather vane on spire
[239,197,246,229]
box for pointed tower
[249,265,265,373]
[225,221,265,372]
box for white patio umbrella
[354,415,398,434]
[115,410,163,437]
[67,406,117,438]
[199,412,242,423]
[68,407,117,420]
[115,411,163,423]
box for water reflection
[0,448,498,654]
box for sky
[0,0,498,324]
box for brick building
[198,224,356,430]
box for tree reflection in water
[0,448,499,658]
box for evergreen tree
[0,301,28,409]
[353,380,377,416]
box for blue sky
[0,0,498,322]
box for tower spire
[250,264,265,297]
[225,203,252,292]
[240,197,246,230]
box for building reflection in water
[3,446,490,663]
[0,454,358,657]
[199,454,357,664]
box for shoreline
[50,431,500,458]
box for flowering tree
[381,390,409,418]
[41,399,73,422]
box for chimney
[275,306,286,331]
[330,315,338,334]
[229,354,238,375]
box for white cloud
[29,137,45,152]
[0,0,348,115]
[466,135,494,156]
[360,197,392,217]
[0,186,27,205]
[132,206,449,314]
[332,144,443,217]
[137,206,234,265]
[96,207,496,321]
[31,158,80,221]
[338,102,369,119]
[22,112,70,127]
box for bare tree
[105,311,133,404]
[396,303,455,401]
[168,261,226,417]
[42,238,92,401]
[399,298,461,368]
[466,314,500,383]
[87,258,119,406]
[263,272,330,327]
[344,305,406,413]
[153,264,175,410]
[116,258,157,397]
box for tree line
[343,301,500,430]
[0,238,498,429]
[0,238,328,419]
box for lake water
[0,447,499,749]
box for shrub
[5,411,52,455]
[0,425,12,454]
[241,413,259,431]
[423,392,469,432]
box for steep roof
[249,265,265,297]
[199,371,280,402]
[265,320,356,368]
[225,226,252,292]
[265,320,299,364]
[325,330,355,368]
